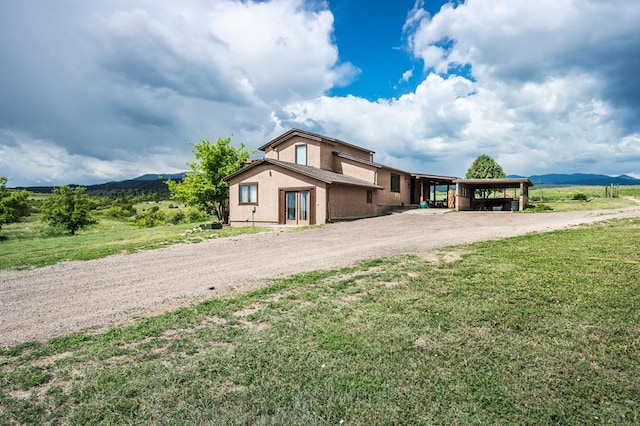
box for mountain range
[507,173,640,186]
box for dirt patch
[1,205,639,347]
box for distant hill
[133,173,186,181]
[17,173,185,195]
[507,173,640,186]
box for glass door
[285,191,310,225]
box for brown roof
[454,178,534,188]
[411,173,458,185]
[333,151,382,168]
[224,159,383,189]
[258,128,375,155]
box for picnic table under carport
[454,178,534,211]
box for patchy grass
[0,217,266,270]
[525,185,640,212]
[1,218,638,424]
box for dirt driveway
[2,204,640,347]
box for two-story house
[224,128,456,226]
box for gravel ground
[2,203,640,347]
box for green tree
[466,154,506,198]
[0,176,31,232]
[167,137,253,223]
[42,186,98,235]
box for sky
[1,0,639,187]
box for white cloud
[277,0,640,178]
[1,0,639,186]
[401,68,414,83]
[0,130,186,186]
[0,0,356,186]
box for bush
[135,206,166,227]
[572,192,588,201]
[527,203,553,212]
[187,208,206,223]
[166,210,186,225]
[105,204,137,219]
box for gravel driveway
[2,204,640,347]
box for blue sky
[1,0,639,186]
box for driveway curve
[2,204,640,347]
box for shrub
[527,203,553,212]
[572,192,588,201]
[105,204,137,219]
[166,210,186,225]
[187,208,206,223]
[135,206,166,227]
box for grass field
[527,185,640,212]
[0,215,265,270]
[1,218,638,424]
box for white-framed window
[239,183,258,204]
[295,144,307,165]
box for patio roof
[454,178,533,189]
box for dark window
[366,190,373,204]
[239,183,258,204]
[391,174,401,192]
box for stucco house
[224,129,457,226]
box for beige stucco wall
[376,167,412,207]
[264,135,372,171]
[228,165,327,226]
[332,157,377,183]
[263,136,322,168]
[327,185,378,220]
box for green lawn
[525,185,640,212]
[0,216,265,270]
[1,219,638,424]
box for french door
[285,190,310,225]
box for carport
[454,178,533,211]
[411,174,458,208]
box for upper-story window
[295,144,307,165]
[390,173,401,192]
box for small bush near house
[166,210,186,225]
[187,208,206,223]
[135,206,166,227]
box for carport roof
[412,174,458,185]
[454,178,533,189]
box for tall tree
[0,176,30,233]
[42,186,98,235]
[167,137,253,223]
[466,154,506,198]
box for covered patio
[454,178,533,212]
[411,174,458,208]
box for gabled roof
[224,159,383,189]
[333,151,382,168]
[258,128,375,155]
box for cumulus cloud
[278,0,640,177]
[0,0,356,186]
[0,0,639,186]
